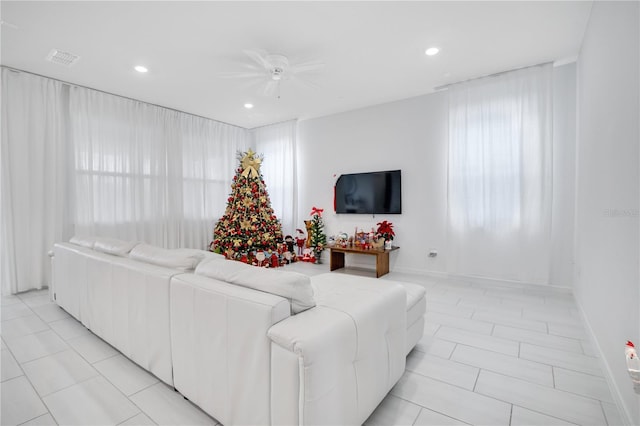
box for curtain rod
[1,65,249,131]
[433,61,556,91]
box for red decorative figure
[295,229,306,256]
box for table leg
[330,250,345,271]
[376,252,390,278]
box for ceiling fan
[220,49,324,98]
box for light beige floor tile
[553,367,614,403]
[425,311,493,335]
[0,376,48,425]
[421,321,441,337]
[436,326,519,356]
[511,406,577,425]
[43,376,139,425]
[130,383,217,425]
[413,407,470,425]
[1,315,50,340]
[413,336,456,359]
[4,330,69,363]
[522,308,581,325]
[520,343,602,376]
[493,325,583,353]
[364,394,421,426]
[20,413,58,425]
[451,345,553,387]
[118,412,157,425]
[406,350,479,390]
[2,302,33,321]
[1,348,24,382]
[17,289,50,300]
[67,333,118,364]
[22,295,54,309]
[48,317,89,340]
[472,310,547,332]
[31,304,70,323]
[1,295,24,306]
[391,371,511,425]
[22,349,98,396]
[94,354,158,396]
[547,322,587,339]
[475,370,606,425]
[426,301,474,318]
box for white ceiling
[1,1,592,129]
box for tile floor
[0,264,624,425]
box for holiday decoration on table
[376,220,395,241]
[308,206,327,263]
[376,220,395,249]
[212,150,284,263]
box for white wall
[551,63,577,287]
[574,2,640,424]
[297,92,449,275]
[297,66,576,283]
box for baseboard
[349,261,572,293]
[574,297,634,426]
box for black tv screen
[335,170,402,214]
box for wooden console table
[329,245,399,278]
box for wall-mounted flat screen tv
[335,170,402,214]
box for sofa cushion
[69,235,96,249]
[130,244,205,271]
[93,237,140,257]
[195,259,315,314]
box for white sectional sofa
[51,237,426,426]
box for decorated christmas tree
[212,150,283,261]
[308,207,327,261]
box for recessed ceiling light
[244,103,254,109]
[425,47,440,56]
[134,65,148,73]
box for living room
[1,1,638,425]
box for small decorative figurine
[285,235,295,253]
[295,229,306,256]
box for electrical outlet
[428,249,438,258]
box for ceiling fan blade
[290,75,322,90]
[290,60,325,74]
[0,20,18,29]
[243,49,272,70]
[217,70,267,79]
[263,80,278,97]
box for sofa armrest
[268,282,406,426]
[268,306,357,363]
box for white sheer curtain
[1,69,70,295]
[70,86,248,249]
[252,120,297,235]
[447,64,553,284]
[1,68,249,295]
[179,114,249,249]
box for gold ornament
[243,198,253,208]
[241,149,262,178]
[240,220,252,230]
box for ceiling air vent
[46,49,80,67]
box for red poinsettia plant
[376,220,395,241]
